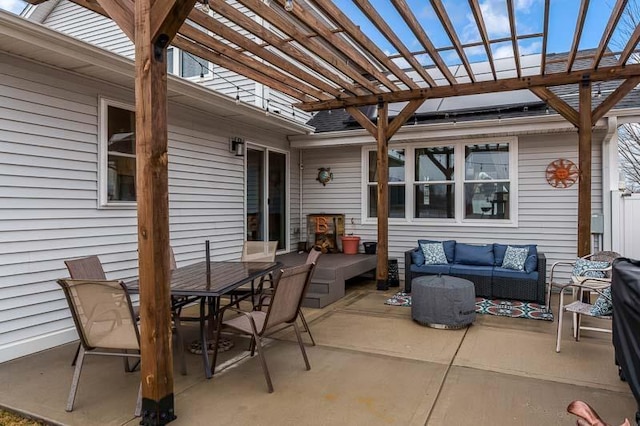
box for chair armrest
[549,260,576,283]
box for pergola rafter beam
[430,0,474,83]
[313,0,419,90]
[209,0,361,96]
[566,0,590,73]
[593,0,628,69]
[151,0,198,42]
[541,0,550,75]
[188,9,342,98]
[297,62,640,111]
[94,0,134,41]
[390,0,457,85]
[235,0,381,94]
[468,0,497,81]
[173,35,315,102]
[506,0,522,78]
[279,0,398,92]
[351,0,437,87]
[619,23,640,65]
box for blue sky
[0,0,626,66]
[0,0,25,14]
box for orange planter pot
[341,236,361,254]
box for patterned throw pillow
[419,242,448,265]
[572,258,609,278]
[590,287,613,316]
[501,246,528,271]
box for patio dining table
[125,260,282,379]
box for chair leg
[575,313,582,341]
[210,308,224,377]
[66,346,86,411]
[134,383,142,417]
[292,322,311,371]
[173,312,187,376]
[298,310,316,346]
[249,336,256,357]
[71,342,80,366]
[252,334,273,393]
[556,292,564,353]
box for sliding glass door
[246,147,287,250]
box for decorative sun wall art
[545,159,579,188]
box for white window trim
[167,46,213,82]
[361,136,519,227]
[98,97,137,209]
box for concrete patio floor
[0,279,636,425]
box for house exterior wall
[0,53,295,362]
[38,0,312,123]
[300,130,605,283]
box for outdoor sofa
[404,240,546,304]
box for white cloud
[0,0,25,13]
[492,40,541,59]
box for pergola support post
[578,77,592,257]
[376,101,389,290]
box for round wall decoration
[316,167,333,186]
[545,159,579,188]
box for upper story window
[167,47,211,80]
[100,98,136,207]
[363,139,516,224]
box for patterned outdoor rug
[384,292,554,321]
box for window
[414,146,455,218]
[167,47,211,79]
[367,149,406,218]
[464,144,510,220]
[100,99,136,206]
[363,139,515,224]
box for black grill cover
[612,257,640,421]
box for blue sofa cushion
[419,242,449,265]
[410,264,452,275]
[501,246,528,271]
[411,248,425,266]
[418,240,456,263]
[454,243,494,266]
[493,267,539,282]
[450,265,494,277]
[494,243,538,273]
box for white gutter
[291,113,600,148]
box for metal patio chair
[259,247,321,346]
[211,263,314,392]
[555,276,612,352]
[229,241,278,307]
[546,250,620,310]
[56,278,141,415]
[64,255,107,367]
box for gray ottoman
[411,275,476,329]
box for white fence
[612,192,640,260]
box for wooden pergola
[25,0,640,423]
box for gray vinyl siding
[44,1,135,59]
[300,132,605,282]
[36,0,312,124]
[0,54,294,362]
